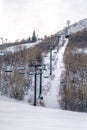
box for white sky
[0,0,87,42]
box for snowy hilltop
[56,18,87,35]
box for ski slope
[0,96,87,130]
[24,35,68,109]
[42,37,68,109]
[56,18,87,37]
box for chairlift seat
[54,51,57,54]
[5,70,13,73]
[19,72,25,74]
[40,96,43,100]
[44,55,48,58]
[17,66,25,70]
[5,65,13,72]
[44,75,49,78]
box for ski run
[0,35,87,130]
[43,37,68,108]
[0,96,87,130]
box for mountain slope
[56,18,87,35]
[43,37,68,109]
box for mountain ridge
[56,18,87,36]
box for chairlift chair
[44,55,48,58]
[5,70,13,73]
[54,51,57,54]
[38,95,43,100]
[19,72,25,75]
[44,74,49,78]
[17,65,25,70]
[5,65,13,73]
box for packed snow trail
[43,37,68,109]
[0,97,87,130]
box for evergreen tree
[32,30,37,42]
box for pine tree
[32,30,37,42]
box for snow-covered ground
[0,25,87,130]
[0,96,87,130]
[42,37,68,109]
[6,40,41,53]
[0,40,41,54]
[56,18,87,36]
[74,48,87,55]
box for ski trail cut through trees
[43,38,68,109]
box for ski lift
[37,65,47,71]
[5,70,13,73]
[52,58,55,61]
[5,65,13,73]
[18,66,25,74]
[44,74,49,78]
[40,96,43,100]
[19,72,25,75]
[38,95,43,100]
[44,69,49,78]
[65,30,71,38]
[17,65,25,70]
[54,51,57,54]
[28,72,34,75]
[44,55,48,58]
[65,34,70,38]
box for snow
[56,18,87,36]
[0,19,87,129]
[42,37,68,109]
[69,18,87,34]
[24,35,68,109]
[75,48,87,55]
[1,40,41,53]
[0,96,87,130]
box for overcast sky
[0,0,87,42]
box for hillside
[56,18,87,36]
[0,17,87,130]
[0,18,87,112]
[59,29,87,112]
